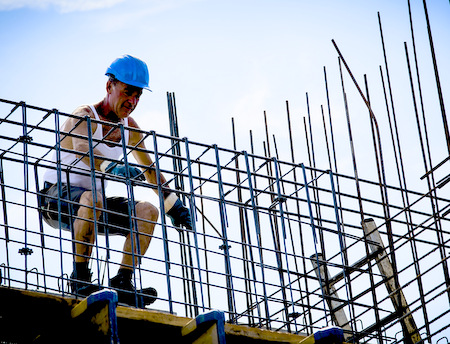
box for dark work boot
[69,263,100,297]
[110,269,157,307]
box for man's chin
[121,108,133,117]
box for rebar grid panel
[0,98,449,343]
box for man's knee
[136,201,159,222]
[78,191,103,215]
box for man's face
[108,80,143,118]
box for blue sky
[0,0,449,184]
[1,0,450,330]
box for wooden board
[0,286,322,344]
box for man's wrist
[164,193,178,213]
[100,159,113,172]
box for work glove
[100,160,145,181]
[164,193,192,230]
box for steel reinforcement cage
[0,98,449,343]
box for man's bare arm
[61,106,108,170]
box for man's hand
[100,160,145,181]
[165,194,192,230]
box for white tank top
[43,105,129,190]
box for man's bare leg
[120,201,158,269]
[71,191,103,296]
[110,201,158,305]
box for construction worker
[40,54,192,306]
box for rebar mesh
[1,98,449,343]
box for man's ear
[106,80,113,94]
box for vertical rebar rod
[243,150,271,328]
[53,109,67,295]
[248,129,270,327]
[196,158,212,309]
[284,102,309,324]
[20,102,30,289]
[213,144,236,321]
[267,200,289,330]
[152,130,174,313]
[0,150,11,287]
[86,116,103,295]
[323,67,338,174]
[184,137,205,314]
[377,17,413,280]
[241,205,260,326]
[305,94,317,172]
[336,56,364,222]
[408,0,450,310]
[300,163,328,323]
[377,15,424,333]
[33,161,48,291]
[119,123,143,306]
[407,0,442,220]
[304,99,327,272]
[377,15,413,244]
[328,169,355,338]
[168,92,198,314]
[407,0,434,176]
[404,42,435,338]
[263,111,276,204]
[305,94,323,230]
[320,85,360,335]
[267,138,289,330]
[261,115,290,327]
[418,3,450,306]
[333,44,378,335]
[323,66,347,237]
[363,75,386,344]
[320,105,333,171]
[100,177,111,286]
[421,0,450,154]
[273,157,298,332]
[231,118,254,324]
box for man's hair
[107,73,143,93]
[107,74,118,85]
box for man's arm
[128,119,192,230]
[126,121,169,193]
[65,107,141,180]
[62,106,109,171]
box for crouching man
[40,55,191,306]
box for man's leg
[110,201,158,305]
[71,190,103,296]
[120,201,158,269]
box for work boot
[110,271,157,307]
[69,266,100,297]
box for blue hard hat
[105,55,151,91]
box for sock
[117,268,133,281]
[74,262,91,281]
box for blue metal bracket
[182,310,226,344]
[299,326,344,344]
[71,289,119,344]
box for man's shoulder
[127,116,139,128]
[72,105,95,118]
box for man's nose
[129,96,139,107]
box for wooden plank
[310,252,352,337]
[0,286,77,343]
[116,306,308,343]
[225,323,307,343]
[0,286,348,344]
[362,218,422,344]
[116,306,192,327]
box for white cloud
[0,0,202,13]
[0,0,125,12]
